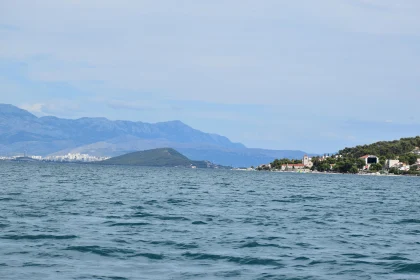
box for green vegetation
[389,167,420,176]
[339,136,420,161]
[100,148,214,168]
[265,136,420,175]
[270,158,302,169]
[398,154,418,165]
[368,163,383,172]
[310,157,366,173]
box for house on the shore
[386,159,400,169]
[399,164,410,171]
[360,155,379,170]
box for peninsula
[256,136,420,176]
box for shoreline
[235,169,419,177]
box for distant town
[0,153,109,163]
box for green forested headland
[339,136,420,159]
[269,136,420,174]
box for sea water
[0,162,419,279]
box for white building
[386,159,400,169]
[302,155,313,168]
[360,155,379,169]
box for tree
[356,159,366,169]
[316,162,330,172]
[379,156,386,166]
[408,154,418,165]
[369,163,382,172]
[334,159,356,173]
[349,166,359,174]
[389,167,399,174]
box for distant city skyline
[1,1,420,153]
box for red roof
[360,155,369,159]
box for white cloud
[20,103,45,114]
[19,101,81,117]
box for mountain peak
[156,120,189,127]
[0,104,37,119]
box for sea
[1,161,420,280]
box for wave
[192,221,207,225]
[214,270,242,277]
[65,246,134,257]
[131,211,154,217]
[76,275,128,280]
[1,234,77,240]
[183,252,283,267]
[239,241,289,249]
[342,253,369,259]
[309,260,337,265]
[396,219,420,224]
[393,263,420,273]
[7,192,21,196]
[149,240,199,249]
[108,222,150,227]
[155,216,189,221]
[167,198,187,204]
[111,201,124,205]
[22,262,56,267]
[130,205,145,210]
[380,255,410,261]
[130,253,164,260]
[294,257,310,261]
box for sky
[1,0,420,153]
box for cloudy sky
[1,0,419,153]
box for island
[98,148,225,168]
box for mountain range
[0,104,307,166]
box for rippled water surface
[1,162,420,279]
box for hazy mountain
[0,104,308,166]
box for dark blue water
[1,162,420,279]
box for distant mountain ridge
[0,104,308,166]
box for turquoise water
[1,162,420,279]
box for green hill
[100,148,217,168]
[339,136,420,160]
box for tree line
[339,136,420,160]
[266,136,420,174]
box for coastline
[234,169,419,177]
